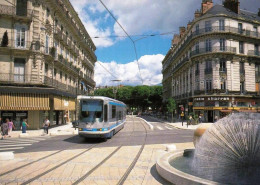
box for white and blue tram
[77,96,127,140]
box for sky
[70,0,260,87]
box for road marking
[0,144,31,147]
[165,126,173,130]
[157,126,163,130]
[0,147,24,151]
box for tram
[77,96,127,140]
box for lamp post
[111,79,121,99]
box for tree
[1,30,8,47]
[166,98,176,123]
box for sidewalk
[5,122,77,138]
[149,116,211,130]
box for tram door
[104,104,108,122]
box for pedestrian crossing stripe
[165,126,173,130]
[0,144,32,147]
[157,126,163,130]
[0,147,24,151]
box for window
[220,38,226,51]
[253,26,258,37]
[55,42,58,58]
[16,26,26,48]
[45,35,49,54]
[255,44,259,55]
[256,64,260,77]
[205,39,212,52]
[104,105,108,122]
[60,71,62,81]
[220,59,226,72]
[240,62,245,74]
[239,41,244,54]
[220,80,226,90]
[54,68,57,79]
[205,61,212,69]
[219,20,225,31]
[112,105,116,119]
[205,80,212,92]
[205,21,211,32]
[238,23,243,34]
[196,63,200,76]
[60,45,63,56]
[195,42,199,53]
[16,0,27,16]
[45,63,48,75]
[196,24,199,35]
[65,74,67,83]
[46,8,50,18]
[80,100,103,122]
[240,82,245,94]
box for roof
[202,4,260,23]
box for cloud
[94,54,164,86]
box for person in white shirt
[43,117,50,134]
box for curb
[138,117,154,130]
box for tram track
[1,116,148,184]
[72,115,148,184]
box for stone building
[162,0,260,122]
[0,0,96,129]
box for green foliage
[1,31,8,47]
[166,98,176,113]
[94,85,162,111]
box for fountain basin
[156,149,219,185]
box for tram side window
[104,104,108,122]
[118,111,122,121]
[112,105,116,119]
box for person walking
[0,117,3,139]
[199,115,202,123]
[21,119,29,133]
[214,115,218,123]
[1,119,9,139]
[8,119,14,137]
[43,117,50,134]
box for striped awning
[0,93,50,110]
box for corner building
[162,0,260,122]
[0,0,97,129]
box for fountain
[156,113,260,185]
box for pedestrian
[199,115,202,123]
[21,119,29,133]
[43,117,50,134]
[189,115,193,125]
[8,119,15,137]
[214,115,218,123]
[1,119,9,139]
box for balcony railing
[0,39,31,50]
[162,25,260,72]
[205,68,213,74]
[191,46,236,57]
[248,50,260,56]
[0,4,33,18]
[172,57,189,73]
[219,68,227,73]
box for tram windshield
[80,100,103,122]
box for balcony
[248,50,260,57]
[0,39,31,51]
[205,68,213,75]
[0,4,33,21]
[55,56,79,74]
[191,46,236,57]
[219,68,227,73]
[172,57,189,73]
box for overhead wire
[98,0,144,85]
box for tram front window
[80,100,103,123]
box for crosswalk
[0,137,51,152]
[154,125,174,131]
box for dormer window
[205,21,212,32]
[219,20,225,31]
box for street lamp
[111,79,121,99]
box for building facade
[0,0,96,129]
[162,0,260,122]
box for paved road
[0,116,194,184]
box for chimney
[171,34,180,47]
[201,0,213,14]
[187,21,192,30]
[179,27,186,38]
[258,8,260,16]
[223,0,240,14]
[194,9,202,19]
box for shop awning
[54,96,76,111]
[0,93,50,110]
[220,110,232,113]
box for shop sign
[2,113,13,117]
[64,100,69,107]
[179,105,183,107]
[194,98,204,101]
[188,102,193,106]
[16,113,27,117]
[207,97,230,101]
